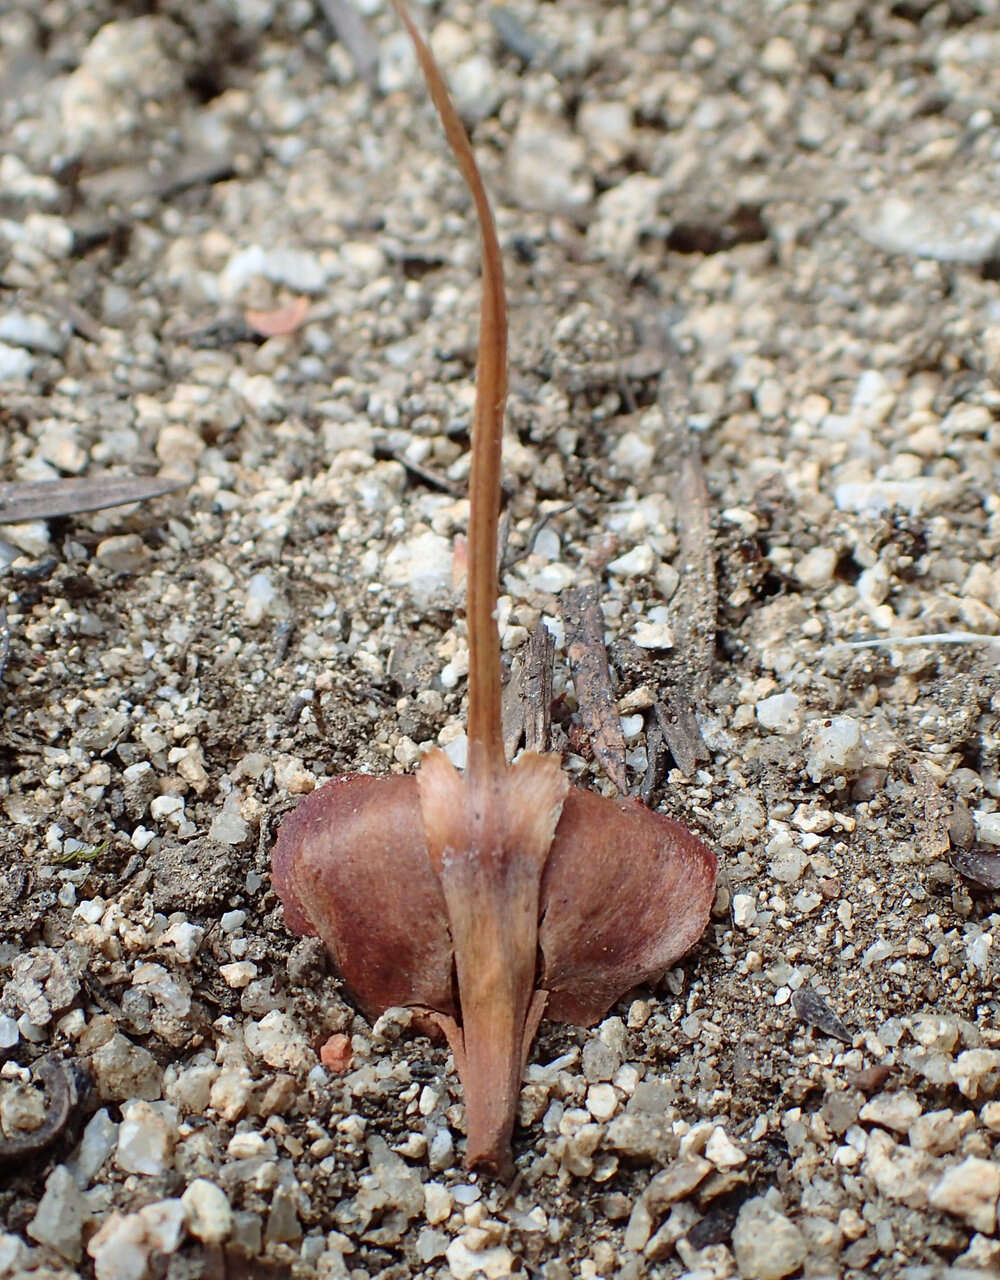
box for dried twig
[500,654,525,760]
[640,715,665,805]
[657,340,716,704]
[832,631,1000,651]
[0,603,9,689]
[561,585,627,793]
[78,149,235,209]
[501,623,554,757]
[0,473,187,525]
[388,451,463,496]
[654,694,709,778]
[522,623,554,753]
[500,502,572,572]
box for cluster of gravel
[1,0,998,1277]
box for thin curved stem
[392,0,507,771]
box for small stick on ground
[522,623,554,753]
[640,714,665,805]
[561,585,627,793]
[500,622,554,757]
[654,693,709,779]
[500,655,525,760]
[0,603,10,689]
[657,336,716,705]
[389,450,464,496]
[501,502,573,572]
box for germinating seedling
[272,0,718,1178]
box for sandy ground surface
[1,0,1000,1277]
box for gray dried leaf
[561,585,627,793]
[792,987,852,1043]
[654,694,709,777]
[947,800,976,851]
[951,848,1000,891]
[0,474,186,524]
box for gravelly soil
[1,1,999,1278]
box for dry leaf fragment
[244,297,310,338]
[951,848,1000,891]
[791,987,852,1044]
[845,1063,893,1093]
[561,585,628,793]
[0,473,186,525]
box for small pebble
[319,1033,353,1072]
[756,693,802,734]
[508,112,592,214]
[733,893,757,928]
[27,1164,87,1262]
[859,1090,923,1134]
[91,1033,163,1101]
[586,1083,619,1122]
[244,573,280,625]
[428,1126,455,1170]
[383,531,454,609]
[705,1126,747,1169]
[115,1100,177,1176]
[68,1109,119,1188]
[633,619,674,649]
[87,1211,150,1280]
[424,1182,452,1225]
[182,1178,233,1244]
[0,341,34,381]
[929,1157,1000,1234]
[732,1197,807,1280]
[951,1049,1000,1101]
[805,716,865,782]
[244,1010,314,1072]
[972,811,1000,846]
[95,534,148,573]
[139,1199,186,1254]
[220,961,257,988]
[210,794,249,845]
[0,311,68,354]
[445,1237,516,1280]
[607,544,656,576]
